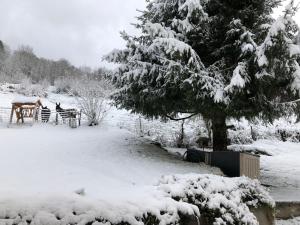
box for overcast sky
[0,0,298,69]
[0,0,146,69]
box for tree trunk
[212,113,227,151]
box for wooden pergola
[9,97,42,124]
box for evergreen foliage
[105,0,300,150]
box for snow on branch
[174,0,208,33]
[291,61,300,93]
[148,37,205,70]
[240,31,257,55]
[144,22,175,38]
[225,62,249,93]
[256,0,300,69]
[104,48,130,64]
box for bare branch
[164,113,199,121]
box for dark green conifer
[105,0,300,151]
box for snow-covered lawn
[276,217,300,225]
[260,141,300,201]
[0,89,223,220]
[0,125,220,199]
[0,88,299,202]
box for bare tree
[72,77,114,126]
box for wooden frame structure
[9,98,42,124]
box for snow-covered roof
[11,96,40,104]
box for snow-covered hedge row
[117,116,207,148]
[229,118,300,144]
[3,79,49,98]
[118,113,300,148]
[0,174,274,225]
[0,192,197,225]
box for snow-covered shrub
[172,121,187,148]
[228,117,300,144]
[228,129,254,144]
[157,174,275,225]
[0,195,197,225]
[0,174,274,225]
[118,115,209,147]
[54,76,73,94]
[73,77,114,126]
[15,77,48,97]
[118,113,300,148]
[0,66,25,84]
[275,128,300,142]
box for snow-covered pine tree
[105,0,300,151]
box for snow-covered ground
[276,217,300,225]
[0,86,299,203]
[0,125,220,198]
[229,140,300,201]
[245,140,300,201]
[0,89,220,202]
[167,140,300,201]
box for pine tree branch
[164,113,199,121]
[277,98,300,105]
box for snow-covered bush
[118,115,210,147]
[73,77,114,126]
[54,76,74,94]
[0,195,196,225]
[227,121,255,145]
[0,174,274,225]
[118,113,300,148]
[157,174,275,225]
[15,77,48,97]
[172,121,186,148]
[227,117,300,144]
[273,118,300,142]
[229,129,254,144]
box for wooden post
[56,113,58,125]
[9,105,14,124]
[34,106,39,122]
[78,110,81,126]
[20,107,24,124]
[139,116,143,136]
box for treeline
[0,40,110,90]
